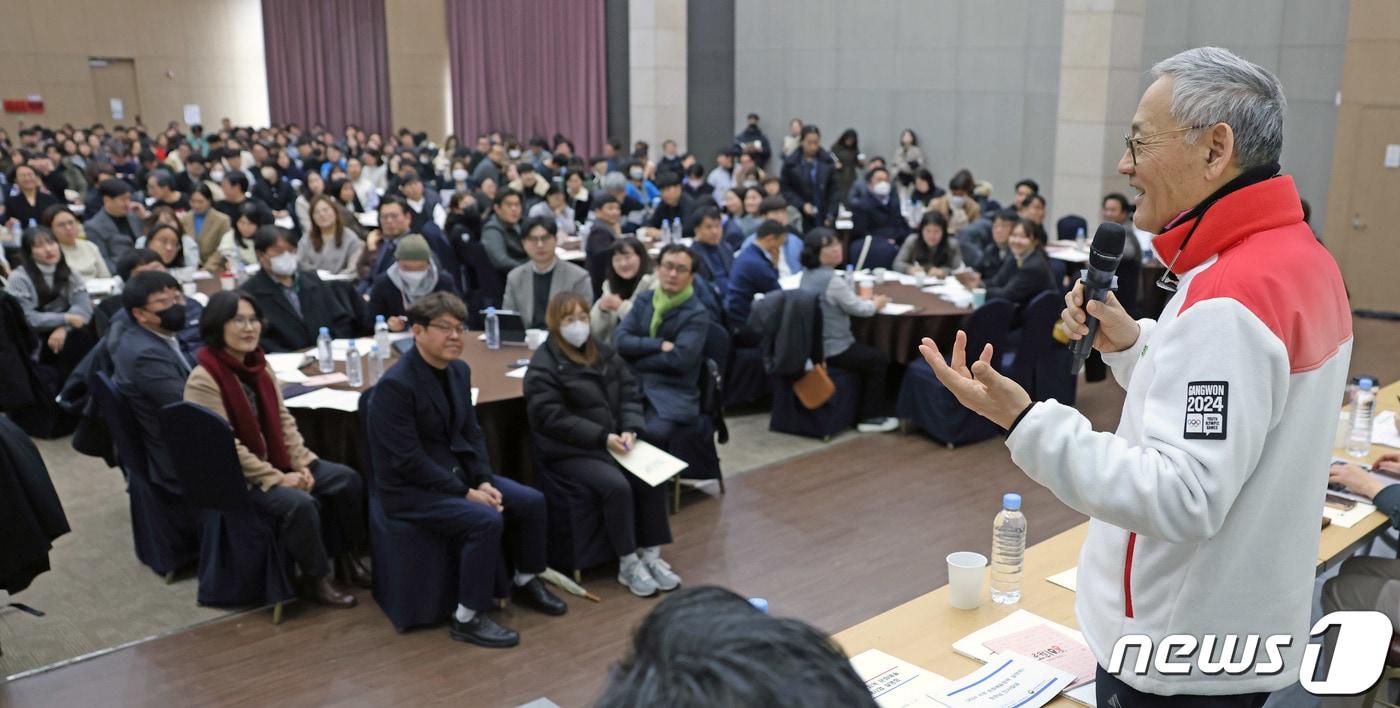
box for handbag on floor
[792,363,835,409]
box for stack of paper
[879,303,917,316]
[953,609,1096,704]
[267,352,310,383]
[283,387,362,412]
[924,282,974,309]
[940,653,1075,707]
[84,278,118,296]
[1046,567,1078,592]
[849,649,950,707]
[609,440,688,487]
[1324,500,1378,528]
[1373,411,1400,449]
[778,273,803,291]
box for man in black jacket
[368,292,565,649]
[780,126,838,228]
[848,167,907,243]
[241,226,366,352]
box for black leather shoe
[449,614,519,648]
[512,577,568,616]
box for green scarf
[650,283,694,337]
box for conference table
[854,281,974,365]
[834,381,1400,703]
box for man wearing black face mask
[112,270,199,494]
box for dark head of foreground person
[594,585,877,708]
[917,46,1352,701]
[367,291,567,650]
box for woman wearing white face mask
[927,168,981,235]
[367,234,453,332]
[524,291,680,598]
[849,167,908,243]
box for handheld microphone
[1069,222,1126,375]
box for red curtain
[446,0,607,156]
[262,0,393,135]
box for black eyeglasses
[426,321,468,336]
[1124,125,1211,166]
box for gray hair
[1149,47,1285,169]
[601,171,628,195]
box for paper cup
[946,551,987,610]
[524,328,548,351]
[971,288,987,308]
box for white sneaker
[643,557,681,592]
[857,417,899,433]
[618,560,659,597]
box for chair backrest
[1056,215,1087,242]
[157,401,255,513]
[1008,291,1066,386]
[357,385,377,486]
[847,236,898,271]
[462,239,504,308]
[962,299,1015,368]
[89,370,149,480]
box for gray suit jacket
[501,260,593,328]
[84,208,145,268]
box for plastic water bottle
[1075,226,1086,249]
[345,345,364,387]
[846,263,856,283]
[671,217,683,243]
[484,307,500,350]
[368,343,384,383]
[1347,379,1377,458]
[748,598,769,614]
[374,315,390,359]
[316,327,334,373]
[991,493,1026,605]
[223,248,246,284]
[660,218,673,245]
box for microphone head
[1088,222,1126,272]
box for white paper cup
[182,282,198,297]
[946,551,987,610]
[971,288,987,308]
[524,328,548,351]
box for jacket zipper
[1123,532,1137,618]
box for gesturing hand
[917,331,1031,430]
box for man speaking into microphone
[921,47,1352,704]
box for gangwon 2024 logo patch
[1183,381,1228,440]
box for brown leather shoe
[313,577,358,608]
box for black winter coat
[524,339,645,464]
[0,413,71,593]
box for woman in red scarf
[183,291,368,607]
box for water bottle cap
[1359,379,1374,391]
[370,344,378,352]
[319,326,329,334]
[1003,493,1021,511]
[376,315,385,322]
[748,598,769,614]
[486,307,496,314]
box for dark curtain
[262,0,393,135]
[446,0,607,156]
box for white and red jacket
[1006,174,1352,695]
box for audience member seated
[369,292,566,649]
[362,196,458,285]
[213,171,261,222]
[8,225,97,379]
[297,194,365,276]
[615,244,719,468]
[1322,456,1400,682]
[185,291,368,607]
[182,184,233,271]
[623,160,659,207]
[760,175,804,233]
[849,167,907,243]
[369,234,454,331]
[590,237,654,344]
[525,292,680,597]
[959,217,1055,310]
[798,229,897,433]
[397,171,445,234]
[739,196,803,274]
[780,125,839,228]
[502,217,592,330]
[595,585,878,708]
[927,168,981,235]
[84,178,146,268]
[137,222,198,270]
[893,211,963,277]
[480,190,527,277]
[682,163,712,203]
[111,271,196,494]
[242,226,365,352]
[1100,192,1141,262]
[215,200,273,272]
[40,205,109,281]
[98,248,203,350]
[726,220,785,346]
[976,209,1018,278]
[527,184,577,238]
[4,163,60,229]
[145,170,190,212]
[639,172,696,240]
[734,187,764,237]
[1017,192,1048,241]
[689,207,733,305]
